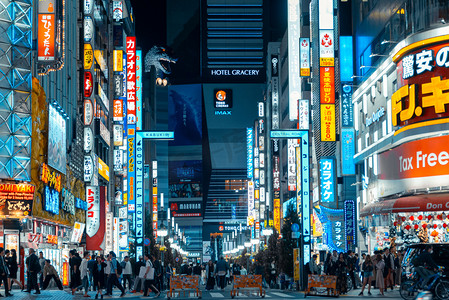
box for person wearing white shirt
[80,252,90,298]
[121,256,133,291]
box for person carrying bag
[142,254,160,297]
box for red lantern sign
[418,215,423,220]
[405,225,411,230]
[423,223,427,229]
[428,215,433,220]
[414,224,419,230]
[410,216,414,221]
[443,223,447,228]
[84,71,93,97]
[434,224,438,229]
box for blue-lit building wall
[0,0,33,181]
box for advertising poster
[168,160,202,198]
[48,105,67,174]
[169,201,202,217]
[168,84,202,146]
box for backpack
[116,260,123,275]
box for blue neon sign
[320,158,335,203]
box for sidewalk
[344,287,401,298]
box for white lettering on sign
[399,151,449,172]
[210,69,260,76]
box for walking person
[375,254,385,296]
[6,249,23,291]
[359,255,374,296]
[42,260,63,290]
[88,255,96,291]
[69,250,82,295]
[38,252,45,289]
[25,248,40,294]
[121,256,133,292]
[93,256,106,299]
[166,263,173,290]
[0,248,11,297]
[132,256,145,293]
[142,254,160,297]
[335,253,348,295]
[383,248,394,291]
[205,260,215,290]
[216,256,228,290]
[80,252,90,297]
[106,251,125,297]
[347,251,358,290]
[152,255,163,292]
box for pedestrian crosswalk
[207,290,296,298]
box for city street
[2,287,403,300]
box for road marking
[271,292,293,297]
[210,292,225,298]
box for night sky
[130,0,167,53]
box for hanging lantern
[423,223,427,229]
[410,216,414,221]
[402,216,406,222]
[405,225,411,230]
[434,224,438,229]
[438,215,442,220]
[418,215,423,220]
[394,221,398,227]
[438,224,442,229]
[443,223,447,228]
[414,224,419,230]
[428,215,433,220]
[431,230,439,237]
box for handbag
[138,266,146,278]
[146,267,155,280]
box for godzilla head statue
[144,46,177,76]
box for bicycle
[400,267,449,300]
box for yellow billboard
[274,198,281,234]
[320,104,336,141]
[113,50,123,72]
[84,44,93,69]
[98,157,110,181]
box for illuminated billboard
[288,0,300,120]
[319,158,336,203]
[392,39,449,133]
[48,105,67,174]
[37,0,65,74]
[320,104,336,141]
[126,37,136,124]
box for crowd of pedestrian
[319,247,404,296]
[0,248,169,298]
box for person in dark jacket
[206,260,215,290]
[88,254,96,291]
[25,248,40,294]
[69,250,82,295]
[6,249,23,290]
[93,256,106,299]
[216,256,228,290]
[0,248,11,297]
[414,245,439,288]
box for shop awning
[360,193,449,217]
